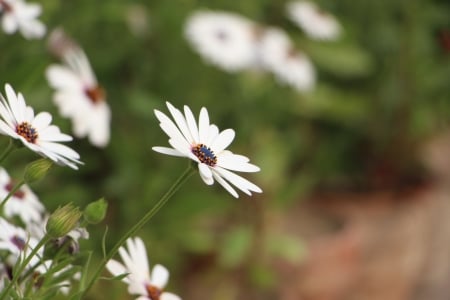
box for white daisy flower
[0,167,45,224]
[46,29,111,148]
[0,218,41,267]
[106,237,181,300]
[258,27,316,92]
[0,83,82,169]
[286,1,341,40]
[185,10,258,72]
[153,102,262,198]
[0,0,46,39]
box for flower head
[0,167,44,224]
[185,11,258,72]
[0,0,46,39]
[153,102,262,198]
[46,29,111,148]
[0,83,82,169]
[106,237,181,300]
[0,218,41,267]
[286,1,341,40]
[258,27,316,92]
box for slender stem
[0,235,51,300]
[0,179,25,213]
[0,139,15,165]
[77,166,195,299]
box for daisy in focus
[153,102,262,198]
[106,237,181,300]
[258,27,316,92]
[0,83,82,169]
[286,1,341,40]
[0,167,44,224]
[185,11,258,72]
[0,0,46,39]
[46,29,111,148]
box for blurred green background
[0,0,449,299]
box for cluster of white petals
[107,237,181,300]
[184,10,320,92]
[0,0,46,39]
[286,1,341,40]
[46,29,111,148]
[0,84,82,169]
[153,102,262,198]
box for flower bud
[46,203,82,238]
[83,198,108,224]
[24,159,53,184]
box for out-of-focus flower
[34,260,79,295]
[0,84,82,169]
[0,167,44,224]
[185,11,258,72]
[106,237,181,300]
[286,1,341,40]
[46,29,111,148]
[153,102,262,198]
[258,27,315,92]
[0,218,41,266]
[0,0,45,39]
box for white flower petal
[198,107,210,143]
[210,129,235,153]
[150,264,169,289]
[198,163,214,185]
[214,167,262,195]
[152,147,185,157]
[161,292,182,300]
[106,260,130,284]
[166,102,194,144]
[212,172,239,198]
[184,105,200,143]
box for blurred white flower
[46,29,111,148]
[185,11,258,72]
[286,1,341,40]
[0,84,82,169]
[0,218,41,267]
[153,102,262,198]
[0,0,45,39]
[258,27,315,92]
[0,167,44,224]
[106,237,181,300]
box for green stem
[0,139,15,165]
[0,235,51,300]
[77,165,195,299]
[0,179,25,213]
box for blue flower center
[192,144,217,167]
[16,122,38,143]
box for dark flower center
[146,284,162,300]
[215,29,229,42]
[84,85,105,104]
[16,122,38,143]
[0,0,12,12]
[10,235,26,250]
[5,181,25,199]
[192,143,217,167]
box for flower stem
[0,235,50,300]
[77,165,195,299]
[0,139,15,165]
[0,179,25,213]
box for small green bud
[83,198,108,224]
[24,159,53,184]
[46,203,82,238]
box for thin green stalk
[77,165,195,299]
[0,139,14,165]
[0,235,51,300]
[0,179,25,213]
